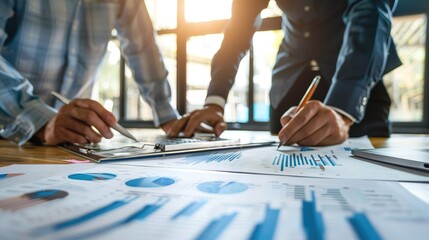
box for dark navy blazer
[207,0,401,123]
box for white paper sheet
[110,137,429,181]
[0,164,428,240]
[0,164,96,187]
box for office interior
[1,1,429,240]
[91,0,429,134]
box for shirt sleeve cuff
[2,99,57,146]
[324,80,370,123]
[204,95,226,109]
[330,107,356,123]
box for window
[384,14,427,127]
[94,1,429,132]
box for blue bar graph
[293,154,297,167]
[63,198,168,240]
[318,155,327,166]
[348,212,382,240]
[185,152,242,164]
[34,195,138,236]
[325,155,336,166]
[196,212,238,240]
[250,205,280,240]
[302,192,325,240]
[171,200,207,220]
[272,153,337,171]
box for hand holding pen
[277,75,353,148]
[34,92,137,145]
[277,75,320,149]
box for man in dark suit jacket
[168,0,401,146]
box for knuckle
[92,136,102,143]
[302,128,312,137]
[297,113,309,123]
[98,125,110,135]
[74,135,87,144]
[82,126,95,137]
[84,112,98,123]
[70,99,79,105]
[325,110,336,120]
[308,101,320,108]
[327,122,338,133]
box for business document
[0,164,428,240]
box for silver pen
[51,91,139,142]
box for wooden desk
[370,134,429,148]
[1,132,428,167]
[0,140,85,167]
[0,132,428,238]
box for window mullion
[248,42,255,123]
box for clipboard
[59,130,276,162]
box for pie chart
[197,181,248,194]
[68,173,117,181]
[125,177,175,188]
[0,173,24,179]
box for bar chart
[0,164,428,240]
[184,151,242,164]
[272,153,339,171]
[120,138,429,181]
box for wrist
[31,126,46,145]
[339,113,354,127]
[204,104,224,115]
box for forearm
[207,0,269,100]
[325,0,394,122]
[0,63,57,145]
[116,0,178,126]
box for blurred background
[92,0,429,133]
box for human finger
[65,101,113,139]
[195,122,215,133]
[213,121,227,137]
[72,99,117,126]
[280,106,297,127]
[43,116,89,145]
[278,102,320,144]
[167,114,191,137]
[52,112,103,143]
[284,110,330,145]
[57,127,91,145]
[184,111,223,137]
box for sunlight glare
[185,0,232,22]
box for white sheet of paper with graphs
[112,137,429,182]
[0,164,428,240]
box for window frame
[117,0,429,134]
[390,2,429,133]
